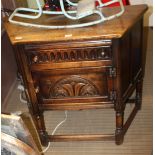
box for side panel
[119,18,143,100]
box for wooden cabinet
[25,41,114,109]
[4,5,148,146]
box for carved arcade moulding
[26,46,111,64]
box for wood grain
[49,134,115,142]
[3,4,148,146]
[4,5,148,45]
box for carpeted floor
[4,28,152,155]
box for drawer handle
[35,86,39,93]
[33,55,38,63]
[101,51,105,56]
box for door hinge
[109,67,116,77]
[109,91,117,101]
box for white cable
[19,92,28,104]
[66,0,78,6]
[51,111,68,136]
[41,141,50,154]
[18,84,28,104]
[41,111,68,153]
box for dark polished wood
[49,134,115,142]
[4,5,147,45]
[4,5,148,146]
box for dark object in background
[44,0,70,11]
[96,0,130,7]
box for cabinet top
[4,4,147,45]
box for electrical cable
[41,110,68,153]
[17,83,68,153]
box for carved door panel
[32,67,114,104]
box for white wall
[130,0,153,26]
[27,0,44,8]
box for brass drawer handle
[101,51,105,57]
[33,55,38,63]
[35,86,39,93]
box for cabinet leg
[136,79,143,110]
[115,111,124,145]
[33,113,49,147]
[39,130,49,147]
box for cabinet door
[32,67,114,105]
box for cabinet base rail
[41,104,138,145]
[48,134,115,142]
[39,103,114,111]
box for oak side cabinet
[4,5,148,146]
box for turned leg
[26,93,49,146]
[136,79,143,110]
[115,111,124,145]
[32,113,49,147]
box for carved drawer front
[32,68,113,104]
[25,41,112,70]
[26,46,111,64]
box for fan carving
[47,76,99,98]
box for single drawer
[26,46,112,64]
[24,40,112,70]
